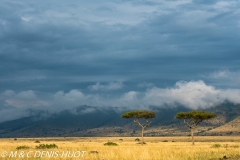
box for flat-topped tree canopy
[121,110,156,145]
[175,110,216,121]
[175,110,216,145]
[121,110,156,119]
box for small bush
[34,140,40,143]
[135,138,140,141]
[16,146,30,150]
[90,151,98,154]
[104,142,118,146]
[162,140,168,142]
[36,144,58,149]
[14,138,17,141]
[211,144,221,148]
[137,142,146,145]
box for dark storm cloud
[1,0,240,85]
[1,0,240,121]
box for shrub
[34,140,40,143]
[16,146,30,150]
[104,142,118,146]
[135,138,140,142]
[36,144,58,149]
[211,144,221,148]
[90,151,98,154]
[162,140,168,142]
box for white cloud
[80,80,240,109]
[208,70,240,86]
[116,81,240,109]
[88,81,124,91]
[209,70,240,80]
[142,81,222,109]
[2,81,240,110]
[210,70,230,78]
[21,16,32,22]
[219,89,240,104]
[214,1,237,12]
[3,90,49,108]
[53,89,85,102]
[51,89,88,110]
[106,80,240,109]
[1,80,240,121]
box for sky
[0,0,240,122]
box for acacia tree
[175,110,216,145]
[121,110,156,144]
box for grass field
[0,136,240,160]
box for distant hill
[0,103,240,137]
[206,116,240,136]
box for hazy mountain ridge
[0,103,240,137]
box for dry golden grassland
[0,136,240,160]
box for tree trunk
[141,127,144,145]
[191,128,195,145]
